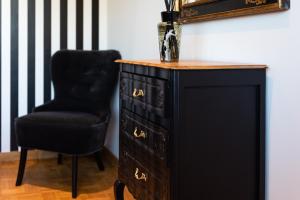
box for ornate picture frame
[179,0,290,24]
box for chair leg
[16,148,28,186]
[114,179,125,200]
[57,153,63,164]
[94,151,104,171]
[72,155,78,198]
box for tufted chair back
[50,50,121,116]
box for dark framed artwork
[179,0,290,24]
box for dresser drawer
[121,110,168,161]
[122,64,171,80]
[119,151,168,200]
[120,72,169,117]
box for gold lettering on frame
[182,8,199,17]
[245,0,267,6]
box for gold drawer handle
[133,127,146,139]
[132,88,145,97]
[134,168,147,182]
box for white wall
[106,1,300,200]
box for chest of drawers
[114,60,266,200]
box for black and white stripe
[60,0,67,49]
[1,0,11,152]
[1,0,103,152]
[28,0,35,114]
[44,0,51,103]
[76,0,83,50]
[10,0,19,151]
[92,0,99,50]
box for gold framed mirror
[179,0,290,24]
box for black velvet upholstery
[16,111,109,154]
[15,50,121,155]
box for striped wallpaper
[0,0,107,152]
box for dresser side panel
[171,69,266,200]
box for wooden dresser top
[115,59,267,70]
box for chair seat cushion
[15,111,109,154]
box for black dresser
[114,60,267,200]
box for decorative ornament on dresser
[158,0,182,62]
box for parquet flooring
[0,154,134,200]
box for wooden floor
[0,154,134,200]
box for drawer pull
[134,168,147,182]
[132,88,145,97]
[133,127,146,139]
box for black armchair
[14,50,121,198]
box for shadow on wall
[105,79,120,158]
